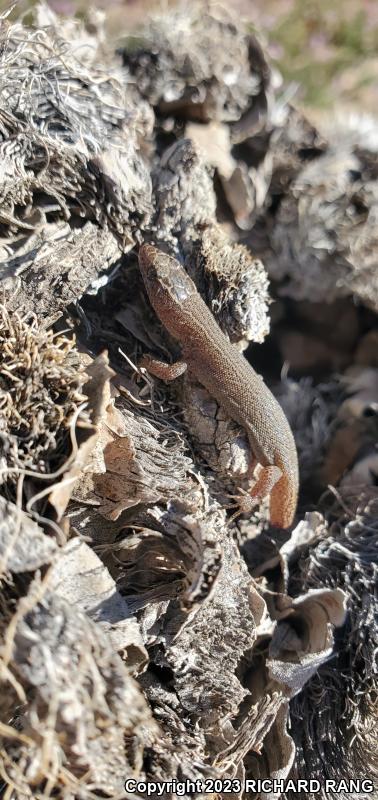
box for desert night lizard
[138,243,299,528]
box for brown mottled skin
[139,244,299,528]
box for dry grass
[0,304,87,491]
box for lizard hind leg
[225,464,282,522]
[250,463,283,504]
[224,487,256,525]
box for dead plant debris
[0,4,377,800]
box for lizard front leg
[139,354,187,381]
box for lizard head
[139,244,196,315]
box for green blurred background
[1,0,378,111]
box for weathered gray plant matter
[0,4,377,800]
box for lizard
[138,243,299,528]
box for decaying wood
[0,4,377,800]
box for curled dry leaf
[116,502,223,622]
[48,351,115,520]
[49,537,148,671]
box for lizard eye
[172,273,192,303]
